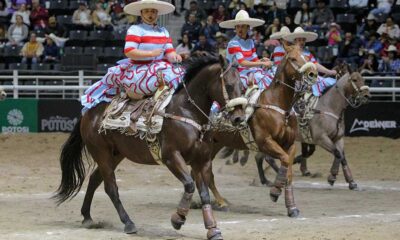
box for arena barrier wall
[1,100,399,138]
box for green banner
[0,99,38,133]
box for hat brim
[283,32,318,42]
[124,1,175,16]
[219,19,265,29]
[269,32,283,40]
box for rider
[270,26,291,66]
[219,10,273,91]
[282,27,337,96]
[81,0,184,112]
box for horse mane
[174,55,220,93]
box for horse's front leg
[285,144,300,217]
[336,138,358,190]
[192,160,223,240]
[208,170,229,211]
[164,151,195,230]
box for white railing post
[78,70,84,97]
[392,77,396,102]
[13,70,18,99]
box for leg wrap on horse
[177,192,193,216]
[274,166,288,188]
[284,185,296,209]
[342,165,354,183]
[202,204,217,229]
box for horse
[0,86,6,100]
[241,64,371,190]
[206,44,318,217]
[53,55,247,240]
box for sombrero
[270,26,291,40]
[124,0,175,16]
[219,10,265,29]
[282,27,318,43]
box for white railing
[0,71,400,101]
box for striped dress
[226,36,274,91]
[81,23,184,112]
[271,46,336,97]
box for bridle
[336,77,370,108]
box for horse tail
[53,118,87,205]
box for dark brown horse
[53,55,246,240]
[207,44,318,217]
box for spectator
[44,16,65,38]
[264,17,281,39]
[30,0,48,30]
[7,14,28,46]
[0,0,10,24]
[201,15,218,45]
[370,0,393,17]
[232,2,253,19]
[362,32,383,55]
[377,16,400,40]
[11,0,31,8]
[176,33,193,60]
[181,13,201,43]
[283,15,296,32]
[191,34,215,55]
[215,31,228,57]
[42,37,59,63]
[253,4,266,22]
[92,1,113,31]
[21,32,43,65]
[358,14,380,40]
[10,3,30,26]
[311,0,334,30]
[212,4,230,25]
[265,2,285,25]
[378,45,400,74]
[294,2,312,29]
[337,32,362,64]
[184,1,206,22]
[379,32,392,57]
[228,0,241,14]
[325,22,342,47]
[359,49,379,76]
[349,0,368,8]
[72,2,93,30]
[0,24,7,47]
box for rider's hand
[262,60,272,68]
[330,69,337,76]
[151,49,163,57]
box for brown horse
[207,44,318,217]
[53,55,246,240]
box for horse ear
[219,54,227,69]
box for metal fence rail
[1,71,400,101]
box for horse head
[339,71,370,108]
[216,55,246,125]
[0,86,6,101]
[333,61,352,79]
[279,43,318,93]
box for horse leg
[192,160,223,240]
[297,143,316,176]
[232,149,239,164]
[239,150,250,166]
[264,155,279,173]
[81,156,124,227]
[91,152,136,234]
[208,169,229,211]
[284,144,300,217]
[165,151,195,231]
[336,139,358,190]
[316,135,341,186]
[255,153,272,186]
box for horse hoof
[349,181,358,190]
[327,175,336,186]
[302,171,311,177]
[269,187,281,202]
[171,213,185,230]
[207,228,223,240]
[124,222,137,234]
[82,218,94,228]
[212,203,229,212]
[287,208,300,218]
[270,193,279,202]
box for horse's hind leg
[316,135,341,187]
[239,150,250,166]
[165,151,195,231]
[336,139,358,190]
[81,156,123,227]
[88,148,136,234]
[295,143,316,176]
[208,170,229,211]
[255,153,272,186]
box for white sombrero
[124,0,175,16]
[269,26,291,40]
[219,10,265,29]
[283,27,318,43]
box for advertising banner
[345,102,400,139]
[0,99,38,133]
[38,100,81,132]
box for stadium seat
[31,63,52,71]
[0,63,5,70]
[96,63,113,72]
[64,46,83,55]
[61,54,97,70]
[104,47,124,58]
[336,13,356,33]
[48,0,69,15]
[69,30,88,40]
[289,0,303,10]
[8,63,28,70]
[34,29,45,38]
[3,45,22,57]
[53,64,62,71]
[392,13,400,23]
[329,0,348,8]
[112,30,127,41]
[84,46,104,56]
[309,0,317,9]
[56,15,73,26]
[375,13,388,23]
[89,30,110,41]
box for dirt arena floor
[0,133,399,240]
